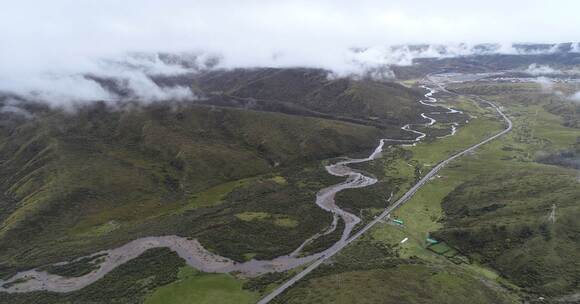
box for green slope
[434,170,580,296]
[0,101,390,276]
[195,68,426,126]
[145,267,258,304]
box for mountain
[392,47,580,79]
[2,48,579,304]
[0,69,425,277]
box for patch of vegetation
[235,212,299,228]
[180,178,255,211]
[235,211,271,221]
[275,263,515,304]
[536,141,580,169]
[145,266,258,304]
[544,99,580,128]
[76,220,121,238]
[273,217,299,228]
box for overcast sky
[1,0,579,103]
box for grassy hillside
[0,100,393,276]
[378,80,579,300]
[0,66,431,304]
[275,234,515,304]
[275,79,579,303]
[267,83,520,304]
[429,81,580,298]
[434,170,580,296]
[392,52,580,80]
[544,101,580,128]
[9,65,577,303]
[194,68,426,126]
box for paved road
[257,82,513,304]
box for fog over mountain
[2,0,580,104]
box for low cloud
[525,64,560,76]
[1,1,580,105]
[0,54,199,107]
[0,99,34,119]
[570,92,580,102]
[3,43,580,106]
[533,76,556,93]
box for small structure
[393,219,404,226]
[426,237,439,244]
[548,204,556,224]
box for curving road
[256,80,513,304]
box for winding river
[0,83,462,293]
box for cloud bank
[1,0,580,104]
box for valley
[2,1,580,303]
[0,81,466,293]
[1,56,579,304]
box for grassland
[423,81,580,297]
[277,264,514,304]
[235,211,299,228]
[275,233,516,304]
[379,82,579,298]
[145,267,258,304]
[276,87,518,303]
[379,82,579,295]
[277,80,579,303]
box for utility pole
[336,273,342,304]
[548,204,556,224]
